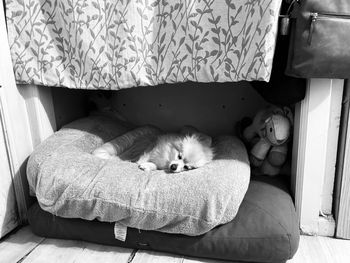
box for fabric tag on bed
[114,222,127,242]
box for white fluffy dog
[137,133,214,173]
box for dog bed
[28,175,300,263]
[27,115,250,236]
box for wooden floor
[1,226,350,263]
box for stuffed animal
[241,106,293,176]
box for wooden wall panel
[112,82,268,136]
[0,113,19,238]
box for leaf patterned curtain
[5,0,282,90]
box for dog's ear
[195,133,212,147]
[180,125,199,135]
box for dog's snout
[170,163,178,171]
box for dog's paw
[92,149,113,159]
[138,162,157,172]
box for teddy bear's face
[265,115,291,145]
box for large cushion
[27,116,250,236]
[28,176,300,263]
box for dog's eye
[178,153,182,159]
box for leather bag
[285,0,350,79]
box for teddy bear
[239,106,293,176]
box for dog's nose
[170,164,178,171]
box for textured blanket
[6,0,282,89]
[27,116,250,236]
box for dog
[137,132,214,173]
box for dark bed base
[28,176,299,263]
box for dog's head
[168,134,214,173]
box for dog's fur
[137,133,214,173]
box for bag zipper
[308,12,350,45]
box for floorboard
[318,236,350,263]
[288,235,350,263]
[183,257,233,263]
[75,243,134,263]
[0,227,44,263]
[2,226,350,263]
[20,238,133,263]
[132,250,184,263]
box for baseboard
[300,215,335,237]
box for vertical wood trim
[292,85,309,228]
[0,0,33,223]
[336,83,350,238]
[21,85,57,147]
[321,85,343,215]
[292,78,344,235]
[291,96,303,199]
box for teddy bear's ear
[283,107,293,125]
